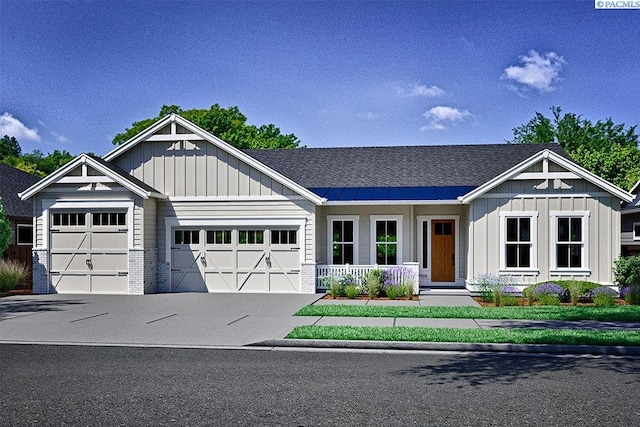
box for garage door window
[52,213,86,227]
[175,230,200,245]
[207,230,232,245]
[271,230,297,245]
[238,230,264,245]
[93,212,126,226]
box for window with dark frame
[92,212,126,226]
[238,230,264,245]
[505,217,531,268]
[206,230,232,245]
[271,230,297,245]
[634,223,640,240]
[52,213,86,227]
[556,217,583,268]
[332,220,354,264]
[174,230,200,245]
[16,224,33,245]
[375,220,397,265]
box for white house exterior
[621,180,640,257]
[20,114,634,294]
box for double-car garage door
[171,227,301,293]
[49,212,128,294]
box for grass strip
[295,305,640,321]
[286,325,640,346]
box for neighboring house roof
[623,179,640,212]
[0,162,40,218]
[245,143,569,188]
[20,154,166,201]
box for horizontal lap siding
[157,200,315,263]
[469,179,622,285]
[113,139,296,198]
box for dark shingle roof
[0,163,41,218]
[245,143,569,188]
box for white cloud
[51,131,70,144]
[502,50,566,92]
[0,112,41,142]
[395,82,446,97]
[421,106,473,131]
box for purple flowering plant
[590,286,618,298]
[534,283,564,297]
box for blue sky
[1,0,639,156]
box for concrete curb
[250,339,640,357]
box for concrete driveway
[0,293,322,347]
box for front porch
[315,263,467,294]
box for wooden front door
[431,220,455,282]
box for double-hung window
[370,215,402,265]
[327,216,358,264]
[634,222,640,241]
[551,211,589,273]
[499,212,537,273]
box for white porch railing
[316,262,419,294]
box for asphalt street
[2,344,639,426]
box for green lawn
[286,325,640,346]
[295,304,640,321]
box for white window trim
[16,224,34,246]
[499,212,539,275]
[549,210,590,275]
[634,222,640,241]
[326,215,359,265]
[370,215,403,265]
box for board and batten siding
[112,139,297,198]
[467,179,622,285]
[156,199,316,263]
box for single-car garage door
[171,227,301,293]
[49,212,128,294]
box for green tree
[112,104,302,149]
[0,135,21,160]
[508,106,640,190]
[0,200,12,256]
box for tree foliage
[112,104,302,150]
[0,135,21,159]
[0,200,11,256]
[508,106,640,190]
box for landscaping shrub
[0,259,28,293]
[535,283,564,297]
[363,269,384,299]
[500,296,519,306]
[537,294,561,306]
[620,286,639,305]
[385,285,402,300]
[474,273,519,303]
[322,275,342,298]
[522,286,536,306]
[567,281,582,306]
[613,256,640,305]
[591,286,617,307]
[385,266,416,298]
[344,284,359,299]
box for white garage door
[49,212,128,294]
[171,227,301,293]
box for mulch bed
[472,297,628,307]
[322,294,420,301]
